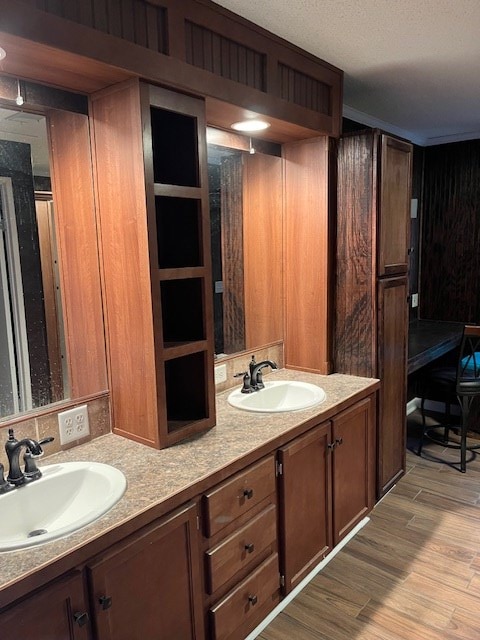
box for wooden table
[408,319,464,375]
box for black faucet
[4,428,54,487]
[250,358,278,390]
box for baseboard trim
[245,516,371,639]
[406,398,420,415]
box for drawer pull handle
[248,594,258,605]
[99,595,112,610]
[243,488,254,499]
[73,611,90,627]
[245,543,255,553]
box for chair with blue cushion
[417,325,480,472]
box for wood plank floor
[259,413,480,640]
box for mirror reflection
[208,135,284,357]
[0,106,68,419]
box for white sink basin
[228,380,326,413]
[0,461,126,551]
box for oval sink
[228,380,326,413]
[0,461,126,551]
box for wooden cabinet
[335,129,412,496]
[277,423,332,592]
[331,396,376,542]
[377,277,408,494]
[278,395,375,593]
[87,503,204,640]
[91,79,215,449]
[0,572,90,640]
[202,456,280,640]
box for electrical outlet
[215,364,227,384]
[411,293,419,308]
[58,404,90,445]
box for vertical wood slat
[185,21,265,91]
[47,110,108,398]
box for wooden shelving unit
[92,80,215,448]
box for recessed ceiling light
[0,47,6,61]
[231,119,270,132]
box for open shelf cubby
[165,351,208,432]
[160,278,205,344]
[151,106,199,187]
[155,196,202,268]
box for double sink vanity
[0,369,378,640]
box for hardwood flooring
[259,414,480,639]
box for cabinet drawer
[203,456,276,537]
[210,553,280,640]
[206,504,277,594]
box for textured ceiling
[214,0,480,145]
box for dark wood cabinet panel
[377,277,408,495]
[378,135,413,276]
[332,396,375,543]
[0,572,90,640]
[88,503,204,640]
[336,130,412,497]
[278,423,332,593]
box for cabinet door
[378,135,412,276]
[88,503,204,640]
[0,572,90,640]
[277,422,332,593]
[377,277,408,496]
[332,396,375,544]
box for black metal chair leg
[444,402,450,443]
[417,397,427,456]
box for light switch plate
[411,293,419,308]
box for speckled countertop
[0,370,378,608]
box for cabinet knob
[248,594,258,605]
[243,488,254,499]
[245,542,255,553]
[335,437,343,446]
[73,611,90,627]
[99,595,113,610]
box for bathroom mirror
[0,106,68,419]
[207,131,284,356]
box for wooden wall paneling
[0,0,342,137]
[377,276,408,496]
[220,155,245,354]
[283,137,331,374]
[47,109,108,399]
[243,153,283,350]
[90,80,160,447]
[335,132,377,378]
[421,140,480,322]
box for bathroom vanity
[0,371,378,640]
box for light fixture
[231,119,270,132]
[15,79,24,106]
[0,46,6,61]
